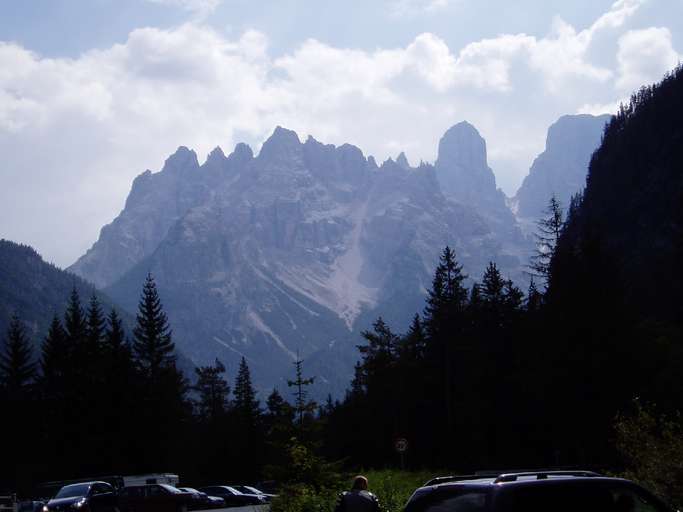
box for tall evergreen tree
[133,273,176,379]
[357,317,399,380]
[194,358,230,422]
[86,294,106,351]
[233,357,260,420]
[0,315,36,394]
[64,287,87,345]
[287,356,316,429]
[526,278,543,313]
[422,246,468,457]
[481,262,506,310]
[40,315,68,385]
[399,314,426,361]
[529,195,564,286]
[103,309,129,357]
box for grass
[362,470,436,512]
[270,469,439,512]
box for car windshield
[159,485,182,494]
[180,488,198,494]
[55,484,90,499]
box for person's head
[351,476,368,491]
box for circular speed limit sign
[395,438,408,453]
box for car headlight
[72,498,87,509]
[42,506,49,512]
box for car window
[93,484,111,495]
[147,486,162,497]
[55,485,91,499]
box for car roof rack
[493,471,601,483]
[424,475,496,486]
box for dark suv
[116,484,193,512]
[43,482,117,512]
[404,471,676,512]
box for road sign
[395,438,408,453]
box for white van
[122,474,180,487]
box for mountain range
[3,114,610,398]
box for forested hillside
[0,240,126,345]
[322,66,683,473]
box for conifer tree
[400,314,426,360]
[194,358,230,422]
[40,314,69,384]
[64,287,87,345]
[358,317,399,378]
[422,246,468,452]
[133,274,176,379]
[287,356,316,429]
[0,315,36,394]
[529,195,564,286]
[481,262,506,310]
[424,247,468,331]
[264,388,295,440]
[104,309,129,356]
[233,357,260,421]
[526,278,543,313]
[86,294,106,351]
[266,388,292,419]
[504,280,524,310]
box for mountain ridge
[68,122,534,396]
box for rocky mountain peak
[545,114,610,157]
[228,142,254,165]
[258,126,302,162]
[396,152,410,169]
[161,146,200,174]
[205,146,227,167]
[437,121,488,172]
[513,113,611,219]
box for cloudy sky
[1,0,681,267]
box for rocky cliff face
[69,124,530,397]
[513,114,611,220]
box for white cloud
[616,27,681,92]
[0,0,679,266]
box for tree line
[1,196,680,497]
[0,274,319,496]
[320,194,681,478]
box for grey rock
[71,123,533,398]
[514,114,611,219]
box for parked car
[176,489,224,510]
[197,487,267,507]
[404,471,676,512]
[117,484,193,512]
[229,487,277,501]
[42,482,117,512]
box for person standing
[335,476,380,512]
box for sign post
[395,438,408,470]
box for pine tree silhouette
[133,273,176,379]
[0,315,36,394]
[287,355,315,429]
[233,357,260,421]
[194,358,230,422]
[529,195,564,286]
